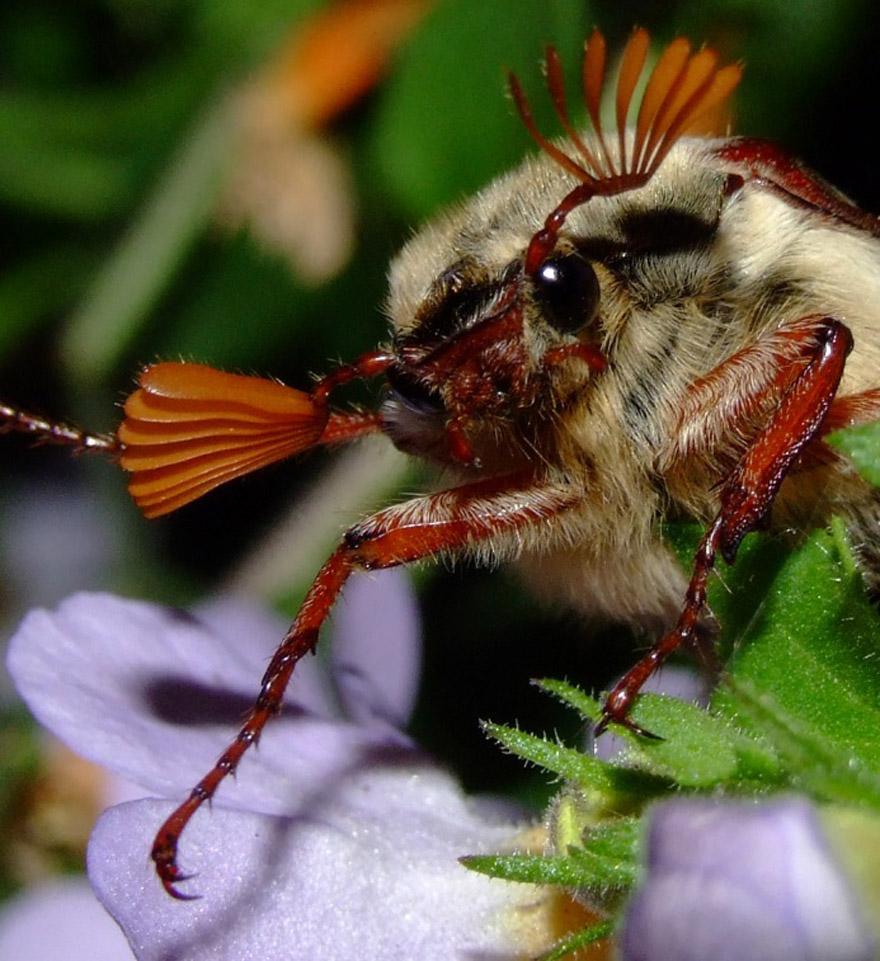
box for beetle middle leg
[597,316,854,737]
[151,469,583,897]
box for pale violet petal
[0,877,134,961]
[7,592,411,811]
[0,477,119,609]
[0,477,120,704]
[620,797,875,961]
[89,767,537,961]
[330,569,421,727]
[191,595,334,716]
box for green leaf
[463,817,638,893]
[576,816,639,865]
[61,95,236,384]
[724,679,880,809]
[0,145,132,220]
[673,0,865,140]
[483,722,664,803]
[535,674,780,787]
[714,527,880,802]
[0,55,220,222]
[461,852,609,888]
[0,247,95,362]
[533,677,602,720]
[463,818,631,961]
[828,421,880,487]
[151,230,389,372]
[663,521,792,656]
[616,694,781,787]
[537,922,614,961]
[367,0,590,220]
[0,707,41,899]
[195,0,322,68]
[148,231,306,368]
[667,522,880,799]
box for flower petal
[330,569,421,727]
[0,877,134,961]
[7,592,410,811]
[0,479,119,609]
[620,797,875,961]
[191,595,335,716]
[89,766,535,961]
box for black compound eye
[533,252,600,335]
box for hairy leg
[597,317,853,736]
[152,470,582,896]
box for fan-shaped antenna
[509,28,742,272]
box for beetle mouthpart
[385,364,446,415]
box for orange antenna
[509,27,742,192]
[118,363,331,518]
[509,28,742,273]
[117,352,391,518]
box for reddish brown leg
[788,388,880,471]
[819,388,880,434]
[310,349,395,405]
[304,351,392,445]
[596,318,853,737]
[667,315,839,464]
[0,400,118,455]
[446,415,479,467]
[542,341,607,373]
[319,410,384,445]
[152,471,581,897]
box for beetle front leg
[152,470,581,897]
[597,318,853,737]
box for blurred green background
[0,0,878,904]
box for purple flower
[6,573,550,961]
[620,797,876,961]
[0,878,134,961]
